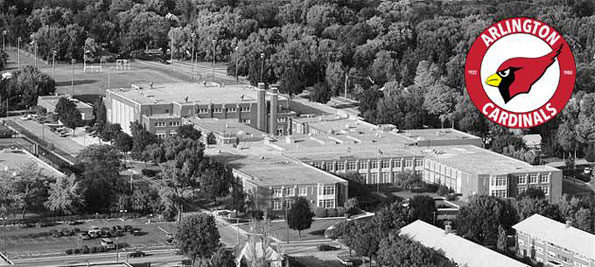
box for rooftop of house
[38,95,92,110]
[400,220,530,267]
[185,118,267,140]
[107,82,286,106]
[204,145,346,187]
[420,145,559,175]
[0,148,64,177]
[513,214,595,259]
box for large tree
[76,144,123,212]
[286,197,314,236]
[45,174,84,215]
[456,195,517,247]
[408,195,437,224]
[175,213,221,264]
[378,230,457,267]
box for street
[12,249,185,267]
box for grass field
[2,217,175,259]
[238,218,344,242]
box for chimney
[256,84,267,132]
[269,87,279,135]
[445,225,452,234]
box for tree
[408,195,436,224]
[130,121,158,160]
[0,50,7,71]
[210,247,235,267]
[309,82,331,104]
[377,230,457,267]
[517,187,546,200]
[352,220,382,267]
[423,82,460,128]
[76,144,123,212]
[175,213,221,264]
[55,97,82,133]
[4,66,55,110]
[496,225,508,253]
[93,97,106,126]
[457,195,517,246]
[344,197,359,215]
[177,125,201,140]
[490,132,526,153]
[558,195,594,233]
[515,197,560,221]
[114,131,133,152]
[286,197,314,236]
[45,174,83,215]
[206,132,217,145]
[9,162,50,218]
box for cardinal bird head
[485,43,563,103]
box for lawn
[238,218,345,242]
[1,217,175,259]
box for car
[124,225,133,232]
[128,251,146,258]
[79,232,91,240]
[67,220,81,225]
[49,229,61,237]
[61,228,74,236]
[100,238,116,250]
[132,229,141,236]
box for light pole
[71,59,76,95]
[51,50,56,79]
[17,37,21,70]
[260,52,265,83]
[235,46,239,84]
[2,30,6,51]
[211,39,216,82]
[191,33,195,81]
[120,209,127,260]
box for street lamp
[2,30,6,51]
[211,39,216,82]
[260,52,265,83]
[235,46,239,84]
[71,59,76,95]
[190,33,196,81]
[51,50,57,79]
[17,37,21,70]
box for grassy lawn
[238,218,345,242]
[562,177,594,197]
[2,218,175,259]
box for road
[12,249,185,267]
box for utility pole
[285,207,289,244]
[344,74,348,99]
[52,50,56,79]
[235,46,239,84]
[2,31,5,51]
[191,33,195,81]
[212,39,216,82]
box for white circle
[480,34,559,113]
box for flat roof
[421,145,559,175]
[38,95,92,109]
[205,146,345,187]
[0,149,64,177]
[186,118,267,139]
[283,145,419,162]
[400,220,530,267]
[399,128,481,142]
[107,83,286,106]
[513,214,595,260]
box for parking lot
[1,218,175,259]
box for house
[235,235,284,267]
[513,214,595,267]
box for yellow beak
[485,73,502,87]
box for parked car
[60,228,74,236]
[100,238,116,250]
[128,250,146,258]
[124,225,133,232]
[132,228,141,236]
[79,232,91,240]
[50,229,61,237]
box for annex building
[513,214,595,267]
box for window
[319,199,335,208]
[273,201,282,210]
[313,162,322,169]
[155,122,166,127]
[539,173,549,183]
[323,185,335,195]
[405,159,413,167]
[517,175,527,184]
[347,161,357,171]
[517,187,526,195]
[240,106,250,112]
[199,108,209,114]
[492,176,507,186]
[277,117,286,122]
[381,160,389,168]
[276,128,283,135]
[284,187,295,197]
[169,131,177,137]
[415,158,423,167]
[490,189,507,198]
[393,160,401,168]
[298,187,307,196]
[227,107,237,112]
[241,119,250,123]
[358,161,368,169]
[529,174,538,184]
[273,188,282,198]
[325,163,334,171]
[213,108,222,113]
[336,162,345,171]
[169,121,180,127]
[370,161,378,169]
[371,173,378,184]
[381,172,389,183]
[284,199,294,209]
[156,132,166,139]
[540,185,549,195]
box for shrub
[336,206,347,217]
[327,208,338,217]
[437,185,450,196]
[73,248,81,254]
[81,245,90,254]
[446,193,457,201]
[314,207,327,218]
[98,246,107,253]
[246,210,264,220]
[65,249,73,255]
[426,183,439,192]
[317,244,337,251]
[90,247,98,253]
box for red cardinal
[485,43,563,103]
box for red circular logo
[465,17,575,128]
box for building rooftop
[38,95,92,110]
[0,148,64,177]
[107,83,286,106]
[186,118,267,140]
[512,214,595,260]
[399,128,482,142]
[283,144,419,162]
[205,146,346,186]
[420,145,559,175]
[400,220,530,267]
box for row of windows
[490,176,508,187]
[272,186,310,198]
[155,132,176,138]
[273,199,295,210]
[517,185,549,195]
[154,121,180,127]
[312,158,421,171]
[515,173,550,184]
[198,106,250,114]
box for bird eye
[498,69,510,77]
